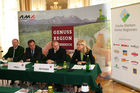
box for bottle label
[63,61,67,69]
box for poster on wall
[112,3,140,90]
[18,4,111,79]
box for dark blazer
[25,45,43,63]
[71,49,95,64]
[3,46,24,62]
[46,47,66,63]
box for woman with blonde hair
[71,40,95,93]
[72,40,95,65]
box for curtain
[19,0,31,11]
[19,0,91,11]
[19,0,46,11]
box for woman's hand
[77,61,86,65]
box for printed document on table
[72,64,95,70]
[72,65,84,69]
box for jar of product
[48,86,53,93]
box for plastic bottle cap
[81,85,89,92]
[48,86,52,88]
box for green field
[19,30,52,48]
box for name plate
[34,64,54,73]
[8,62,28,71]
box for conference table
[0,86,62,93]
[0,86,33,93]
[0,62,101,92]
[0,86,29,93]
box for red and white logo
[121,44,129,47]
[50,66,52,68]
[113,43,120,46]
[131,52,138,56]
[21,64,24,66]
[131,61,139,65]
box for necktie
[31,50,34,56]
[13,49,15,58]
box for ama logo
[20,15,35,20]
[120,9,130,22]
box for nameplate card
[34,64,54,73]
[8,62,30,71]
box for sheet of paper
[90,65,95,70]
[15,88,30,93]
[72,65,84,69]
[24,62,31,65]
[0,59,7,63]
[83,65,95,70]
[72,64,95,70]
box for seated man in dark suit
[46,40,66,64]
[3,39,24,86]
[45,40,66,92]
[25,40,43,63]
[3,39,24,62]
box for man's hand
[46,59,54,64]
[7,58,13,62]
[18,60,23,63]
[26,59,30,62]
[2,57,5,60]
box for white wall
[0,0,19,56]
[90,0,140,8]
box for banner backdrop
[112,3,140,90]
[18,4,111,79]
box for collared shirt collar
[14,46,18,50]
